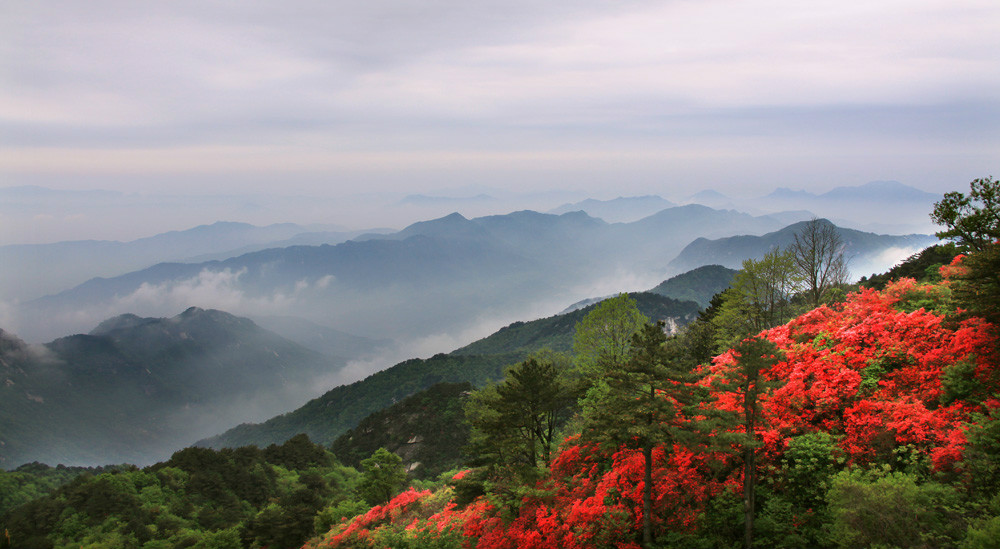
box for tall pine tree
[581,322,703,548]
[710,336,783,549]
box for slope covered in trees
[198,293,699,450]
[0,435,368,549]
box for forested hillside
[198,292,700,450]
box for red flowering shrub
[309,276,998,549]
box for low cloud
[849,245,928,280]
[110,268,334,320]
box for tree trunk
[743,373,758,549]
[643,443,653,548]
[744,444,755,549]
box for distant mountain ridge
[752,180,941,234]
[15,205,817,343]
[0,308,347,468]
[547,195,677,222]
[669,218,938,276]
[0,221,374,302]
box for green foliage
[826,467,968,549]
[263,433,333,470]
[462,352,576,515]
[960,408,1000,506]
[951,241,1000,327]
[711,250,802,351]
[580,323,700,451]
[931,176,1000,252]
[314,499,370,534]
[0,463,108,517]
[710,336,785,549]
[858,361,887,396]
[573,293,649,376]
[941,360,984,406]
[757,432,844,548]
[0,436,356,549]
[961,515,1000,549]
[358,448,407,506]
[467,354,574,470]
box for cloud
[847,245,929,280]
[1,0,997,231]
[110,268,317,317]
[872,245,925,270]
[4,1,997,146]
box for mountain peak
[821,181,940,202]
[764,187,816,200]
[180,306,206,317]
[90,313,152,335]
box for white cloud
[110,268,330,317]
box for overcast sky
[2,0,999,207]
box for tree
[790,218,850,307]
[949,242,1000,330]
[712,249,801,348]
[711,336,783,549]
[466,353,575,471]
[573,293,649,377]
[581,322,702,548]
[462,352,575,515]
[357,448,407,506]
[930,176,1000,252]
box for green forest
[2,177,999,548]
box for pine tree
[710,336,783,549]
[580,322,703,548]
[358,448,407,506]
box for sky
[2,0,999,241]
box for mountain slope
[197,292,700,451]
[648,264,738,308]
[329,382,473,479]
[0,308,345,468]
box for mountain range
[13,205,821,343]
[668,218,938,277]
[0,221,388,302]
[547,195,677,223]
